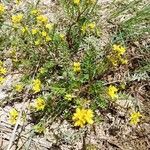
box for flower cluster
[12,13,23,24]
[0,3,5,15]
[32,28,39,35]
[8,108,19,125]
[113,44,126,55]
[32,79,42,93]
[108,44,128,66]
[73,0,80,5]
[81,22,96,33]
[37,15,48,24]
[30,9,40,15]
[31,13,54,45]
[0,66,7,75]
[10,9,54,47]
[130,111,142,125]
[21,26,28,33]
[72,108,94,127]
[34,97,46,111]
[73,62,81,72]
[107,85,118,100]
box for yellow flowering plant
[113,44,126,55]
[12,13,23,24]
[130,111,142,125]
[32,28,39,35]
[107,44,128,66]
[0,0,147,140]
[73,62,81,73]
[8,108,19,125]
[107,85,118,100]
[73,0,80,5]
[37,15,48,24]
[45,23,54,31]
[0,3,5,15]
[30,9,40,16]
[21,26,28,34]
[34,97,46,111]
[72,108,94,127]
[32,79,42,93]
[0,66,7,75]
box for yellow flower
[30,9,39,15]
[35,39,40,46]
[14,84,24,92]
[34,97,46,111]
[64,94,74,101]
[32,28,38,35]
[0,3,5,14]
[0,67,7,75]
[72,108,86,127]
[88,22,96,30]
[32,79,42,93]
[8,108,19,125]
[41,31,47,37]
[73,62,81,72]
[107,55,118,66]
[130,111,142,125]
[72,108,94,127]
[113,44,126,55]
[73,0,80,5]
[84,109,94,124]
[81,22,96,33]
[21,26,28,33]
[37,15,48,24]
[0,76,5,84]
[45,36,52,42]
[45,23,54,30]
[107,85,118,100]
[12,13,23,24]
